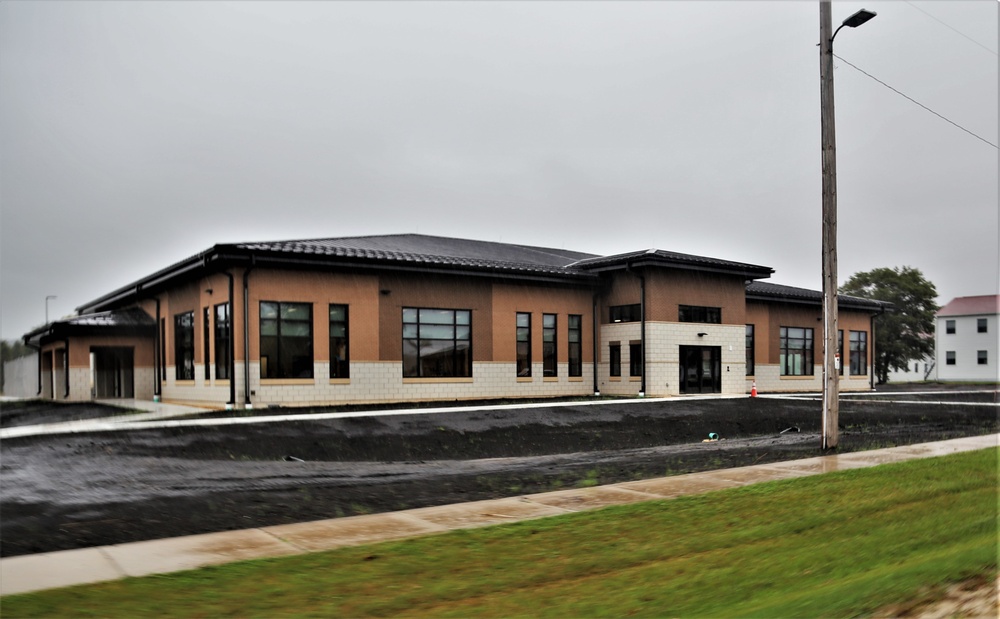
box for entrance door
[92,347,134,399]
[679,346,721,394]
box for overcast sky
[1,1,996,340]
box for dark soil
[1,387,997,558]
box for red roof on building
[937,295,1000,317]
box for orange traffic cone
[750,381,758,398]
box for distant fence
[2,353,38,398]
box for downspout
[64,339,70,399]
[592,293,600,396]
[639,270,646,397]
[226,271,236,408]
[154,298,161,400]
[242,259,255,408]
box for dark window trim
[214,302,231,380]
[568,314,582,377]
[402,307,472,378]
[174,311,195,380]
[745,324,755,376]
[977,318,988,333]
[543,313,557,377]
[946,320,956,334]
[679,305,721,324]
[329,303,350,379]
[516,312,531,377]
[609,304,641,323]
[977,350,988,365]
[779,326,814,376]
[629,341,642,377]
[850,330,868,375]
[609,342,621,377]
[260,301,314,379]
[946,351,956,365]
[203,307,211,380]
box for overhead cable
[833,53,998,150]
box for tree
[841,266,939,385]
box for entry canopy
[24,307,156,348]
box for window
[542,314,557,377]
[745,325,755,376]
[780,327,814,376]
[850,331,868,375]
[838,330,844,375]
[609,343,621,377]
[946,320,955,334]
[215,303,230,380]
[679,305,721,324]
[203,307,211,380]
[978,350,988,365]
[629,342,642,377]
[260,302,313,379]
[978,318,988,333]
[329,304,349,379]
[516,312,531,377]
[403,308,471,378]
[568,315,582,377]
[174,311,194,380]
[946,351,955,365]
[609,304,641,323]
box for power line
[902,0,998,57]
[833,53,998,150]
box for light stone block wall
[245,361,593,407]
[2,353,38,398]
[67,368,91,401]
[747,364,872,393]
[598,321,746,396]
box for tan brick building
[24,234,887,407]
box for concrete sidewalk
[2,433,996,596]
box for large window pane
[568,314,582,377]
[403,308,472,378]
[516,312,531,377]
[215,303,230,380]
[330,304,349,379]
[780,326,813,376]
[543,314,557,377]
[259,301,313,379]
[174,311,194,380]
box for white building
[935,295,999,383]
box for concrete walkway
[2,433,995,597]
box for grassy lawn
[4,448,996,618]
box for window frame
[609,304,641,323]
[568,314,582,377]
[946,320,956,334]
[402,307,472,378]
[542,314,557,377]
[260,301,314,379]
[629,341,642,377]
[946,351,956,365]
[978,318,988,333]
[174,311,195,381]
[779,326,814,376]
[745,324,755,376]
[978,350,988,365]
[329,304,350,379]
[609,343,621,377]
[214,302,231,380]
[516,312,531,377]
[850,330,868,375]
[678,305,721,324]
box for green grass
[4,448,997,618]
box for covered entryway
[679,346,721,394]
[92,347,134,399]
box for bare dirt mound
[1,391,997,558]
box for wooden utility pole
[819,1,839,449]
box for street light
[819,4,875,450]
[45,295,57,325]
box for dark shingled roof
[746,281,891,311]
[25,307,156,345]
[568,248,773,279]
[233,234,601,278]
